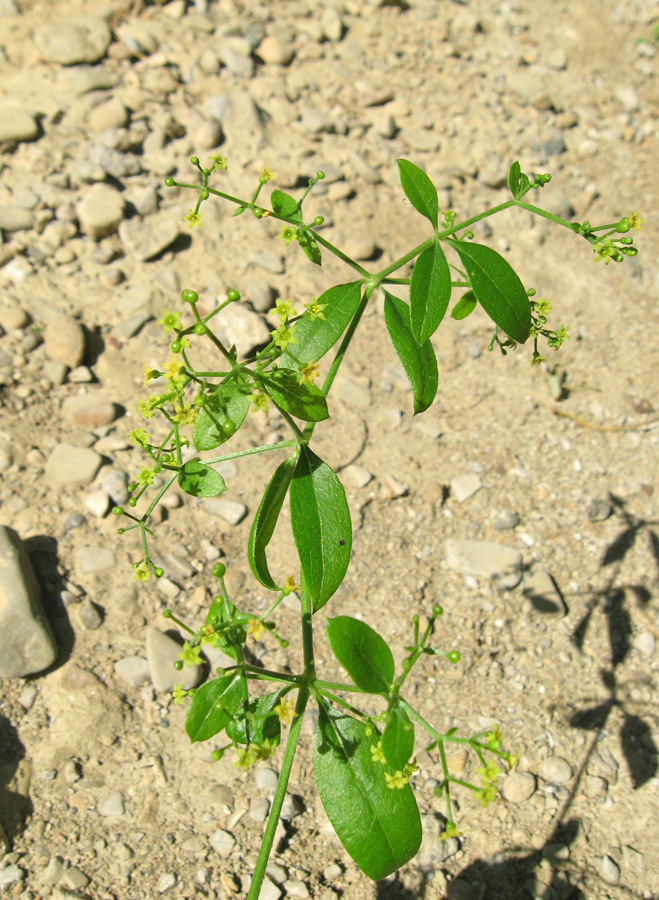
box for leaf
[314,708,422,881]
[382,707,414,771]
[299,229,322,265]
[185,674,243,743]
[397,159,438,228]
[326,616,394,695]
[178,459,226,498]
[383,291,438,415]
[261,367,329,422]
[448,241,531,343]
[451,290,477,320]
[270,189,302,223]
[289,446,351,613]
[248,454,297,591]
[280,282,363,368]
[507,161,530,199]
[225,689,285,747]
[409,242,451,344]
[193,382,250,451]
[204,597,246,661]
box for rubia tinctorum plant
[112,155,643,899]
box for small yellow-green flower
[278,225,299,246]
[250,391,270,412]
[270,324,297,350]
[183,209,202,229]
[172,401,198,426]
[504,751,520,771]
[592,237,615,265]
[260,166,276,182]
[478,760,502,784]
[158,310,182,335]
[385,770,409,790]
[246,618,265,641]
[628,211,644,232]
[129,427,150,445]
[138,465,155,486]
[530,352,546,367]
[271,298,297,323]
[137,394,162,419]
[178,642,203,668]
[210,153,228,172]
[172,683,188,705]
[299,360,320,386]
[134,564,151,582]
[164,356,185,383]
[283,574,301,594]
[304,299,327,320]
[234,747,259,772]
[274,697,297,726]
[475,781,498,807]
[144,362,160,384]
[370,741,385,764]
[440,823,462,840]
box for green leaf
[409,242,451,344]
[448,241,531,343]
[289,447,351,613]
[397,159,438,228]
[232,206,247,217]
[450,290,477,320]
[261,367,329,422]
[298,229,322,265]
[270,189,302,223]
[280,282,363,368]
[248,454,297,591]
[225,689,285,747]
[204,597,246,661]
[382,707,414,771]
[185,674,243,743]
[193,382,250,451]
[383,291,438,415]
[314,708,422,881]
[178,460,226,498]
[326,616,394,694]
[507,161,529,199]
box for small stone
[0,207,35,231]
[321,8,343,41]
[146,626,202,693]
[546,48,568,70]
[76,183,125,239]
[0,107,39,143]
[113,655,150,687]
[41,856,64,885]
[445,539,523,589]
[181,836,205,853]
[616,87,639,112]
[601,855,620,886]
[0,306,30,331]
[101,469,130,505]
[250,250,284,274]
[193,118,223,150]
[587,498,612,522]
[219,44,255,77]
[384,474,408,498]
[35,16,112,65]
[210,829,235,858]
[501,771,536,803]
[77,597,103,630]
[284,880,309,900]
[0,866,23,889]
[450,473,482,503]
[249,797,270,822]
[61,867,89,890]
[258,875,282,900]
[255,767,279,791]
[245,278,274,313]
[89,97,129,132]
[342,236,376,260]
[493,509,519,530]
[622,845,644,874]
[0,526,57,677]
[215,302,271,358]
[203,499,248,525]
[334,375,371,407]
[44,313,85,367]
[157,873,177,893]
[348,152,382,183]
[280,794,302,820]
[399,128,440,152]
[64,513,86,531]
[323,864,342,882]
[522,570,566,618]
[537,756,572,784]
[84,490,110,518]
[98,791,125,817]
[634,631,655,658]
[18,683,38,710]
[119,212,180,261]
[62,394,116,428]
[68,365,94,383]
[257,35,295,66]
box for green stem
[300,588,315,681]
[310,231,370,278]
[513,199,573,229]
[315,687,368,719]
[202,440,297,466]
[246,685,309,900]
[314,680,368,693]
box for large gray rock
[0,526,57,677]
[445,538,523,589]
[34,16,112,66]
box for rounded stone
[98,791,125,817]
[35,16,112,65]
[114,656,151,688]
[501,771,536,803]
[89,97,129,132]
[0,207,35,232]
[257,35,295,66]
[61,394,116,428]
[45,444,102,487]
[0,107,39,143]
[76,183,125,239]
[537,756,573,785]
[44,313,85,367]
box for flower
[178,642,203,667]
[163,356,185,383]
[250,391,270,412]
[299,360,320,386]
[530,352,546,367]
[475,781,498,806]
[278,225,299,246]
[271,298,297,323]
[134,564,151,583]
[246,618,265,641]
[183,209,202,229]
[210,153,228,172]
[440,823,462,840]
[138,465,155,486]
[477,761,502,784]
[628,211,644,232]
[172,683,188,705]
[385,770,409,790]
[172,401,198,426]
[592,237,616,265]
[274,697,297,726]
[304,300,327,320]
[504,752,520,771]
[144,362,160,384]
[260,166,276,182]
[234,747,259,772]
[129,428,150,446]
[137,394,162,419]
[158,310,182,335]
[370,741,385,764]
[283,574,301,594]
[270,324,297,350]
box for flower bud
[190,156,199,166]
[112,506,123,515]
[164,177,175,187]
[212,562,227,579]
[182,289,198,304]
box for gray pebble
[76,183,125,239]
[76,545,116,575]
[64,513,86,531]
[0,865,23,888]
[587,498,611,522]
[44,313,85,367]
[35,16,111,65]
[101,469,130,505]
[62,394,116,428]
[250,250,285,274]
[465,341,481,359]
[634,631,655,658]
[501,771,536,803]
[61,867,89,890]
[114,656,151,687]
[547,48,568,70]
[255,767,279,791]
[284,880,309,900]
[157,872,177,893]
[98,791,125,817]
[210,829,235,858]
[204,499,248,525]
[257,35,295,66]
[445,538,523,589]
[600,855,620,886]
[537,756,572,784]
[218,45,255,78]
[41,856,64,885]
[249,797,270,822]
[146,626,202,693]
[89,143,141,178]
[494,509,519,530]
[18,683,38,710]
[119,212,180,262]
[77,597,103,630]
[522,570,566,618]
[246,278,274,313]
[0,206,35,231]
[450,473,482,503]
[280,794,302,820]
[543,132,567,156]
[0,106,39,143]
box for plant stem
[246,684,309,900]
[202,440,297,466]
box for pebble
[255,767,279,791]
[89,98,129,132]
[249,797,270,822]
[0,206,35,231]
[284,880,309,899]
[321,8,343,41]
[621,845,644,874]
[216,303,272,357]
[84,490,110,518]
[280,794,302,820]
[246,278,274,313]
[41,856,64,885]
[0,526,58,677]
[323,864,342,882]
[546,48,568,70]
[587,498,612,522]
[257,35,295,66]
[537,756,572,784]
[77,597,103,630]
[76,183,126,239]
[0,306,29,330]
[157,873,177,893]
[35,16,111,65]
[0,107,39,143]
[146,626,203,693]
[342,236,376,261]
[62,394,116,428]
[634,631,655,658]
[501,771,536,803]
[334,375,371,407]
[493,509,519,530]
[445,538,523,589]
[101,469,130,505]
[64,513,86,531]
[18,683,38,710]
[114,656,151,687]
[44,313,86,367]
[258,875,282,900]
[522,570,566,618]
[450,473,482,503]
[98,791,125,817]
[76,545,116,574]
[203,498,248,525]
[119,212,180,261]
[600,855,620,886]
[251,250,285,274]
[62,867,89,890]
[210,829,236,858]
[0,865,23,888]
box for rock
[89,143,141,178]
[494,509,519,530]
[522,570,566,618]
[255,767,279,791]
[115,21,158,56]
[342,236,376,260]
[616,87,639,112]
[45,444,102,487]
[41,856,64,885]
[547,48,568,70]
[250,250,284,274]
[0,866,23,889]
[101,469,130,505]
[84,490,110,518]
[210,829,235,858]
[216,302,271,357]
[284,881,309,900]
[537,756,572,784]
[501,771,536,803]
[217,42,255,77]
[600,855,620,885]
[203,499,248,525]
[622,845,644,874]
[334,375,371,407]
[77,598,103,630]
[0,107,39,143]
[587,498,611,521]
[400,128,440,152]
[634,631,655,658]
[114,656,151,687]
[157,873,177,893]
[76,545,116,574]
[450,473,482,503]
[119,212,180,261]
[257,35,295,66]
[321,8,344,41]
[193,118,223,150]
[35,16,112,65]
[61,394,116,428]
[445,539,523,589]
[0,207,35,231]
[89,98,129,132]
[0,526,58,677]
[300,109,336,134]
[246,278,274,313]
[146,627,203,693]
[76,183,125,239]
[98,791,125,817]
[249,797,270,822]
[280,794,302,820]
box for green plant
[113,155,642,898]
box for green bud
[465,230,474,239]
[432,605,443,617]
[313,216,324,226]
[112,506,123,515]
[194,393,206,407]
[316,171,325,179]
[194,322,207,335]
[211,749,223,761]
[170,340,182,354]
[527,288,536,297]
[227,289,240,302]
[128,498,137,507]
[200,189,209,200]
[616,218,630,233]
[619,236,633,244]
[281,639,289,649]
[190,156,199,166]
[164,177,175,187]
[622,247,638,256]
[447,650,461,664]
[253,207,264,218]
[174,660,184,671]
[117,528,125,534]
[215,667,225,676]
[128,483,137,492]
[202,169,211,177]
[212,562,226,579]
[182,289,198,304]
[364,725,373,737]
[214,700,224,711]
[163,609,172,618]
[155,568,164,578]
